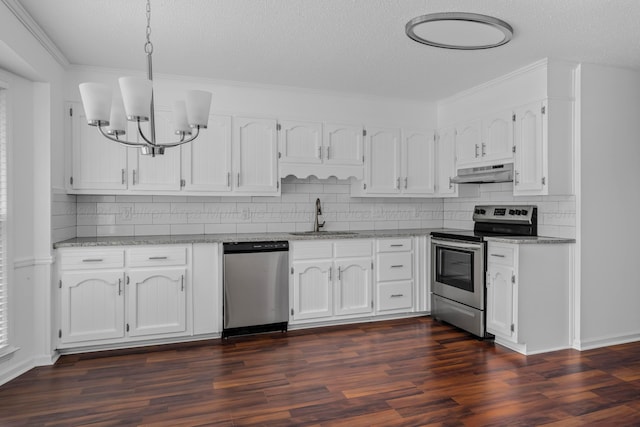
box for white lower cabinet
[486,241,573,355]
[290,240,373,324]
[56,244,221,350]
[375,238,415,314]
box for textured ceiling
[16,0,640,101]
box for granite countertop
[483,236,576,244]
[53,228,575,249]
[53,228,449,249]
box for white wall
[578,64,640,348]
[0,1,65,385]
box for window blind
[0,88,7,350]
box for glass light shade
[172,101,191,133]
[108,96,127,134]
[185,90,212,127]
[118,77,152,120]
[79,82,112,124]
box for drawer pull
[390,244,404,247]
[390,294,404,298]
[490,254,506,258]
[82,258,104,262]
[148,256,168,260]
[390,265,404,268]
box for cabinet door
[233,117,279,193]
[182,115,232,192]
[130,110,182,191]
[482,110,514,164]
[126,268,187,337]
[455,120,481,166]
[365,127,401,194]
[279,120,322,164]
[334,258,373,316]
[291,260,333,321]
[323,123,364,166]
[60,270,124,344]
[435,126,457,196]
[486,264,516,341]
[69,102,128,191]
[402,129,435,195]
[514,101,546,195]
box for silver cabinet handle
[390,265,404,268]
[148,256,168,260]
[338,266,342,281]
[82,258,103,262]
[396,177,400,189]
[121,169,126,185]
[514,171,520,185]
[404,177,408,189]
[227,172,231,187]
[318,146,322,159]
[236,173,240,187]
[475,144,479,158]
[118,278,122,295]
[133,169,137,185]
[328,266,332,281]
[490,254,505,258]
[390,294,404,298]
[181,275,184,292]
[449,177,453,189]
[482,143,486,156]
[390,244,404,247]
[326,146,331,159]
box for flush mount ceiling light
[405,12,513,50]
[78,0,212,156]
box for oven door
[431,238,485,310]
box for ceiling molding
[1,0,69,68]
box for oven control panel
[473,205,536,223]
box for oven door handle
[431,238,483,251]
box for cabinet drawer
[487,245,514,267]
[59,249,125,270]
[377,281,413,312]
[127,246,188,267]
[376,238,412,252]
[292,241,333,260]
[335,240,372,258]
[377,252,413,281]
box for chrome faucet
[314,198,326,232]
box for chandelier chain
[144,0,153,54]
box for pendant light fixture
[78,0,212,156]
[406,12,513,50]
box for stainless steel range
[430,205,537,338]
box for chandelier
[78,0,212,156]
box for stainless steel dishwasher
[222,241,289,338]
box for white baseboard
[576,332,640,351]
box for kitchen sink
[289,231,359,237]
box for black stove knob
[515,209,522,215]
[509,209,515,215]
[480,209,486,215]
[522,209,528,215]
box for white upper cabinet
[233,116,279,194]
[455,120,482,166]
[435,126,457,197]
[481,110,514,164]
[129,110,182,191]
[279,121,364,179]
[513,101,546,195]
[324,123,364,166]
[68,102,128,191]
[365,127,402,194]
[403,129,436,195]
[279,120,323,165]
[181,115,232,192]
[456,111,513,168]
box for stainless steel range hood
[450,163,513,184]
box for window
[0,87,7,351]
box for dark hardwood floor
[1,317,640,426]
